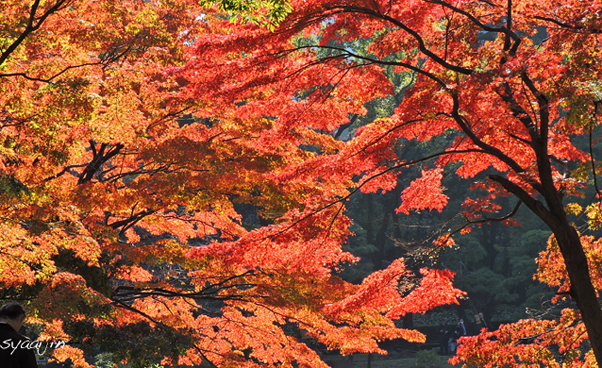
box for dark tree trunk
[552,221,602,364]
[489,174,602,365]
[484,67,602,364]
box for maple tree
[181,0,602,366]
[0,1,465,367]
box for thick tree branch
[504,0,513,52]
[487,174,554,226]
[520,72,549,147]
[78,141,125,184]
[333,114,357,140]
[519,72,566,215]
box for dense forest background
[300,30,602,329]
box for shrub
[416,349,440,368]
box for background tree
[452,232,602,367]
[187,0,602,365]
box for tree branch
[425,0,521,56]
[0,0,71,67]
[449,93,533,181]
[487,174,554,227]
[320,4,475,75]
[78,141,125,184]
[279,44,447,88]
[504,0,513,52]
[108,209,155,235]
[533,15,602,33]
[476,199,522,223]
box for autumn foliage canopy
[0,0,464,367]
[2,0,602,367]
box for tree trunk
[553,222,602,365]
[372,207,390,270]
[402,313,413,329]
[490,173,602,364]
